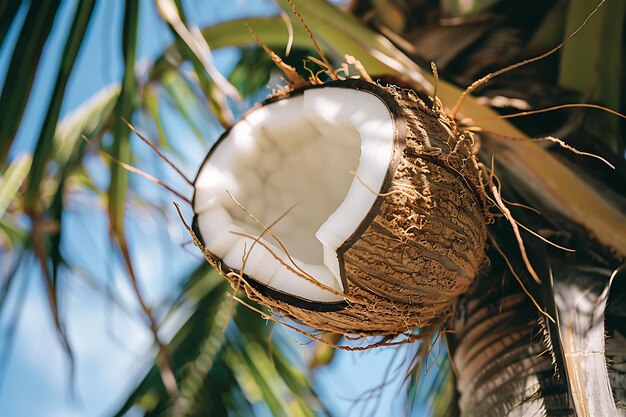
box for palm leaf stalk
[452,254,573,416]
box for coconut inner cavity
[194,87,394,303]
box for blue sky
[0,1,430,416]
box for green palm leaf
[0,1,62,165]
[113,267,329,417]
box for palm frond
[0,1,23,48]
[0,1,62,165]
[25,0,96,204]
[114,266,329,417]
[0,154,31,219]
[109,0,139,243]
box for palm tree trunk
[452,266,573,417]
[453,254,626,416]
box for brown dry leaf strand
[473,103,626,122]
[480,162,542,285]
[246,23,307,89]
[488,232,555,323]
[122,117,194,186]
[82,135,192,205]
[468,127,615,169]
[286,0,338,80]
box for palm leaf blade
[25,0,96,204]
[0,0,61,165]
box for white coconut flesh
[194,87,394,303]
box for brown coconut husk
[189,78,489,340]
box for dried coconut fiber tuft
[191,79,488,337]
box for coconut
[192,79,488,336]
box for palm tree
[1,0,624,416]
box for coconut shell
[192,79,488,337]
